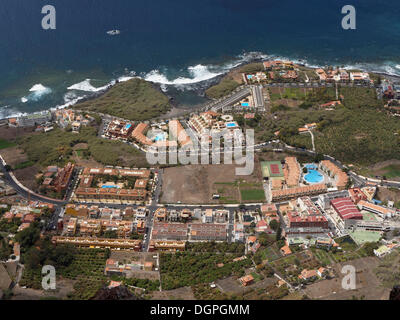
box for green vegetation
[271,104,290,113]
[0,218,22,233]
[13,160,35,170]
[160,252,252,290]
[17,126,148,168]
[16,223,156,299]
[257,246,281,262]
[256,86,400,166]
[310,248,332,266]
[192,283,230,300]
[237,62,264,74]
[0,138,16,150]
[205,77,240,99]
[74,78,172,121]
[110,276,160,292]
[374,249,400,288]
[379,165,400,179]
[240,189,265,201]
[311,236,379,264]
[281,88,307,100]
[185,241,245,254]
[0,237,12,260]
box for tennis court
[261,161,284,179]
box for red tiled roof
[331,197,362,220]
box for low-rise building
[239,274,254,287]
[148,240,186,252]
[52,236,142,250]
[319,160,348,190]
[358,200,395,219]
[331,197,363,227]
[152,222,188,241]
[271,184,327,202]
[190,223,227,241]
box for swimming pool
[102,185,118,189]
[241,102,249,107]
[226,122,238,128]
[125,123,132,130]
[305,164,318,170]
[304,164,324,183]
[154,132,167,141]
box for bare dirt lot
[0,126,35,141]
[0,146,28,166]
[368,159,400,181]
[161,162,263,204]
[376,186,400,203]
[14,166,40,191]
[150,286,195,300]
[216,275,277,295]
[11,279,75,300]
[304,257,391,300]
[109,251,160,281]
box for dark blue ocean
[1,0,400,117]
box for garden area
[160,252,252,290]
[16,126,148,169]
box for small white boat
[107,29,121,36]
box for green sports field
[349,231,381,246]
[362,211,377,222]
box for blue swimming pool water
[305,164,318,170]
[241,103,249,107]
[226,122,237,128]
[125,123,132,130]
[154,133,166,141]
[304,164,323,183]
[102,185,118,188]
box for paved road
[142,169,163,251]
[252,85,265,110]
[0,157,66,206]
[205,87,251,112]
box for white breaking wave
[143,51,271,87]
[0,105,27,120]
[144,64,222,85]
[341,61,400,77]
[118,76,135,82]
[29,84,49,92]
[50,92,86,112]
[6,50,400,121]
[67,79,113,92]
[21,83,52,103]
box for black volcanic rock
[389,285,400,300]
[92,285,141,300]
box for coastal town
[1,59,400,301]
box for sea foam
[67,79,112,92]
[21,83,52,103]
